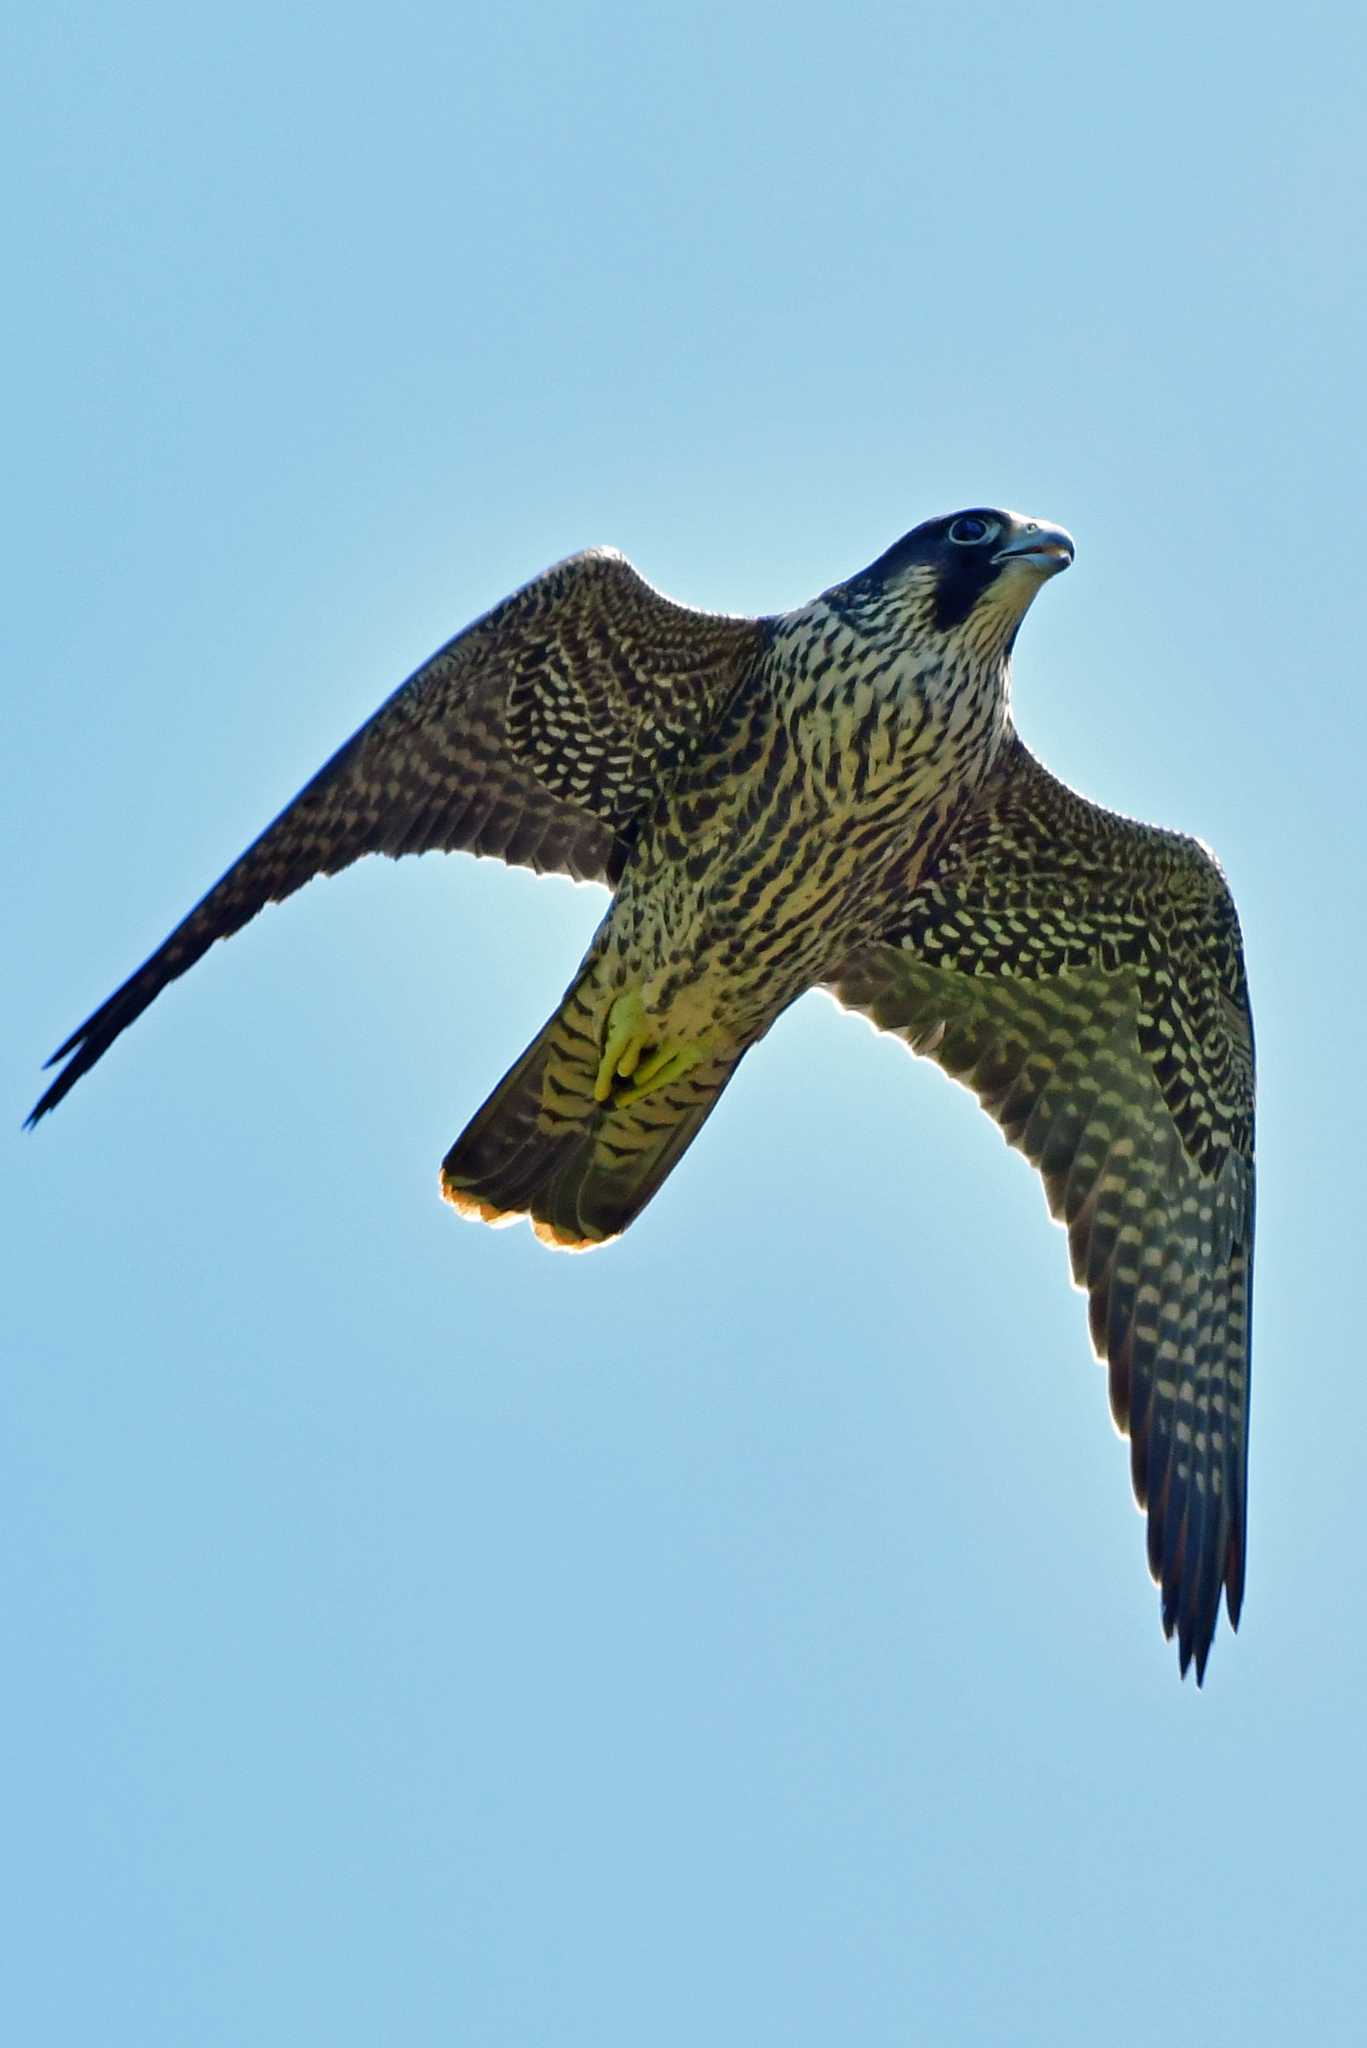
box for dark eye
[947,515,999,546]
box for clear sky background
[6,3,1366,2042]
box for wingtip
[1157,1579,1219,1686]
[24,1051,81,1129]
[24,1080,61,1130]
[1224,1551,1246,1633]
[1174,1628,1211,1687]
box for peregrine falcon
[29,509,1255,1682]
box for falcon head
[844,508,1075,640]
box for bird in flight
[30,509,1255,1681]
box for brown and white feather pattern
[594,583,1020,1039]
[444,588,1021,1250]
[28,550,763,1122]
[30,508,1257,1682]
[829,735,1255,1680]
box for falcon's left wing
[827,736,1255,1681]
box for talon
[615,1043,704,1106]
[595,991,649,1103]
[628,1043,677,1091]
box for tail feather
[440,988,742,1249]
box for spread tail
[440,982,742,1250]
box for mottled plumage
[30,508,1255,1681]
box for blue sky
[6,2,1367,2041]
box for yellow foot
[593,990,705,1107]
[615,1043,704,1106]
[594,991,650,1102]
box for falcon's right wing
[828,736,1255,1681]
[31,550,764,1124]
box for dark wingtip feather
[25,1001,110,1125]
[26,1035,96,1127]
[1225,1528,1246,1630]
[26,981,149,1126]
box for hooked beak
[993,521,1075,574]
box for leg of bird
[614,1042,704,1106]
[594,988,709,1108]
[594,990,650,1102]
